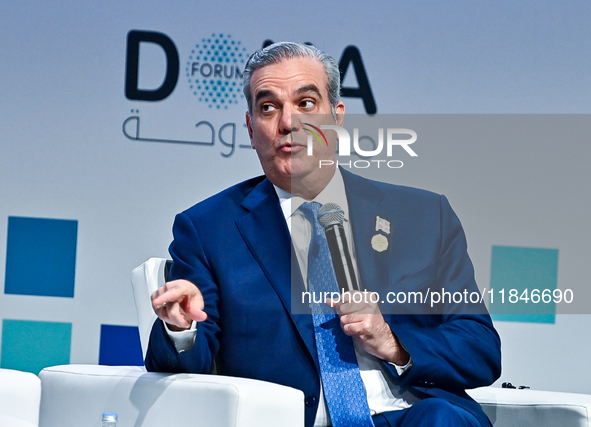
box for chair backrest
[0,368,41,427]
[130,258,169,358]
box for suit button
[305,396,317,407]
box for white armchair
[468,386,591,427]
[0,368,41,427]
[38,364,304,427]
[37,257,307,427]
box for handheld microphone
[318,203,361,293]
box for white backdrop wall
[1,0,590,393]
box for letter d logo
[125,30,179,101]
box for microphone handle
[324,224,360,293]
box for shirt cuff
[388,357,413,375]
[163,321,198,353]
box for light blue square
[489,246,558,323]
[1,319,72,374]
[5,216,77,297]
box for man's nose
[278,107,292,133]
[279,104,301,133]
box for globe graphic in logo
[186,33,249,109]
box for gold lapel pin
[371,234,389,252]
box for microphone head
[318,203,345,229]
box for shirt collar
[273,168,349,222]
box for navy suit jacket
[145,169,501,427]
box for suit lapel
[341,169,391,297]
[235,178,319,369]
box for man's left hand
[327,291,410,366]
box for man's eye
[261,104,276,113]
[301,100,315,109]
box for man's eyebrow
[254,84,323,106]
[295,84,323,99]
[254,89,275,106]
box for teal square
[489,246,558,323]
[5,216,77,298]
[1,319,71,374]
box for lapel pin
[371,234,389,252]
[375,216,391,234]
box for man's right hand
[151,279,207,331]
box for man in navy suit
[146,42,501,427]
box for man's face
[246,57,345,193]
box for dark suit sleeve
[384,195,501,392]
[144,212,220,373]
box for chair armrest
[468,386,591,427]
[0,368,41,427]
[39,364,305,427]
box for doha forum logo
[186,33,249,110]
[123,30,378,158]
[125,30,376,113]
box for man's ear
[245,111,255,148]
[335,101,346,127]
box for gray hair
[242,42,341,115]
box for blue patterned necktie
[299,202,375,427]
